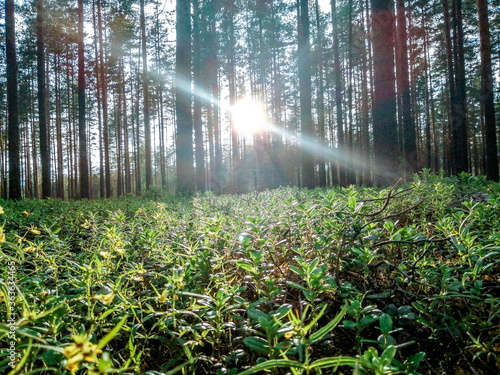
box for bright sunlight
[230,98,269,136]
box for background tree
[175,0,194,194]
[5,0,21,200]
[370,0,399,184]
[477,0,498,181]
[298,0,315,188]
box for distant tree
[370,0,399,184]
[331,0,346,186]
[175,0,194,194]
[315,0,326,187]
[477,0,498,181]
[78,0,90,198]
[140,0,153,189]
[192,0,205,192]
[96,0,112,197]
[298,0,314,188]
[395,0,417,177]
[452,0,468,174]
[6,0,21,200]
[37,0,51,198]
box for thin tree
[192,0,205,192]
[78,0,90,198]
[6,0,21,200]
[452,0,468,173]
[477,0,498,181]
[175,0,194,194]
[315,0,326,187]
[97,0,111,197]
[370,0,400,184]
[140,0,153,189]
[298,0,315,188]
[395,0,417,177]
[331,0,345,186]
[37,0,51,198]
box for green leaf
[342,320,358,329]
[359,315,379,327]
[248,309,270,322]
[348,196,357,211]
[308,356,358,370]
[380,345,397,366]
[289,265,305,277]
[287,281,307,292]
[236,261,255,272]
[243,336,270,354]
[237,359,305,375]
[309,304,347,342]
[97,315,128,350]
[379,314,393,334]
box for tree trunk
[331,0,345,186]
[140,0,153,189]
[452,0,468,173]
[477,0,498,180]
[37,0,51,198]
[395,0,417,177]
[315,0,327,187]
[192,0,206,192]
[175,0,194,194]
[6,0,21,200]
[78,0,89,199]
[298,0,315,188]
[97,0,111,197]
[370,0,400,185]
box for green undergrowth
[0,172,499,374]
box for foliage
[0,175,498,374]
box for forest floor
[0,172,499,374]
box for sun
[230,98,269,136]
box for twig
[357,179,402,217]
[373,237,450,249]
[369,260,411,280]
[375,200,424,222]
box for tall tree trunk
[55,54,64,198]
[6,0,21,200]
[315,0,327,187]
[370,0,400,184]
[441,0,456,175]
[331,0,345,186]
[93,0,104,198]
[395,0,417,176]
[298,0,315,188]
[478,0,498,181]
[192,0,205,192]
[78,0,89,198]
[175,0,194,194]
[140,0,153,189]
[228,1,240,189]
[37,0,51,198]
[452,0,468,173]
[97,0,111,197]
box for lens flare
[230,98,268,136]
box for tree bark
[298,0,315,188]
[331,0,345,186]
[175,0,194,194]
[477,0,498,181]
[37,0,51,198]
[395,0,417,177]
[140,0,153,189]
[78,0,89,199]
[370,0,400,185]
[6,0,21,200]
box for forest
[0,0,498,198]
[0,0,499,374]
